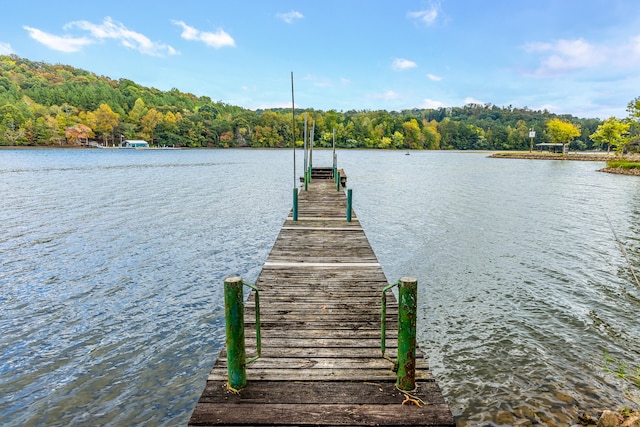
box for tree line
[1,54,638,150]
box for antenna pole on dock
[332,128,337,181]
[303,113,308,191]
[310,120,314,178]
[291,72,298,220]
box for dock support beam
[336,171,341,192]
[346,189,352,222]
[397,277,417,391]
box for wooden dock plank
[191,382,452,427]
[189,172,454,427]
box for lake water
[1,148,639,426]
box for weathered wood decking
[189,173,455,426]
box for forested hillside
[0,54,611,149]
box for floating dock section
[189,169,455,426]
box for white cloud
[302,74,334,88]
[421,98,448,109]
[369,90,400,101]
[407,4,440,26]
[522,36,640,77]
[277,11,304,24]
[464,97,484,105]
[0,42,14,55]
[427,73,442,81]
[340,77,351,85]
[24,17,177,56]
[633,35,640,55]
[173,20,235,48]
[392,58,417,71]
[67,17,177,56]
[23,26,94,53]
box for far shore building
[120,140,149,148]
[535,142,564,153]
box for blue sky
[1,1,639,119]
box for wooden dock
[189,171,455,426]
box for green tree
[127,98,147,129]
[0,104,26,145]
[627,96,640,122]
[391,131,404,149]
[546,118,581,155]
[402,119,422,149]
[590,117,630,154]
[422,120,440,150]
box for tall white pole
[310,120,314,171]
[303,113,308,174]
[332,128,336,172]
[291,72,296,188]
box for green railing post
[293,188,298,221]
[346,189,352,222]
[336,171,341,191]
[381,277,417,391]
[304,170,308,191]
[381,281,397,363]
[224,276,261,391]
[224,276,246,390]
[397,277,417,390]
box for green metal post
[336,171,341,191]
[397,276,417,391]
[304,170,308,191]
[293,188,298,221]
[224,276,246,390]
[346,189,352,222]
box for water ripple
[2,149,640,426]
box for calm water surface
[1,149,639,426]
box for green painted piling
[293,188,298,221]
[397,277,417,391]
[336,171,341,191]
[346,189,352,222]
[224,276,247,390]
[223,276,261,391]
[381,277,417,391]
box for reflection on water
[1,149,639,426]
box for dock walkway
[189,173,455,426]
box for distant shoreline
[489,151,640,176]
[488,151,613,162]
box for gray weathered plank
[189,173,454,426]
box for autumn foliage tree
[546,118,581,155]
[1,55,636,150]
[94,103,119,145]
[65,123,92,145]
